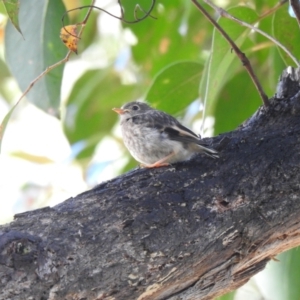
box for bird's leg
[141,152,175,168]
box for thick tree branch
[1,67,300,300]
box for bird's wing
[163,121,218,156]
[163,124,201,144]
[143,111,206,145]
[128,110,214,149]
[128,110,218,158]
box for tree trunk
[1,67,300,300]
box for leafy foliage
[4,0,67,116]
[0,0,299,298]
[146,61,204,114]
[200,6,258,121]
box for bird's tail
[197,144,219,159]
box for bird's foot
[141,162,170,168]
[140,152,175,168]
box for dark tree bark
[1,67,300,300]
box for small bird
[113,101,218,168]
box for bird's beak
[112,107,127,115]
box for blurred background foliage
[0,0,300,299]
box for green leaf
[5,0,68,117]
[272,5,300,67]
[214,69,261,135]
[0,58,13,102]
[0,103,17,153]
[0,2,6,14]
[254,0,279,12]
[201,6,258,119]
[0,57,10,78]
[146,61,203,115]
[254,15,285,96]
[63,69,141,159]
[2,0,22,35]
[215,291,236,300]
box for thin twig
[118,0,125,22]
[290,0,300,27]
[61,0,156,37]
[259,0,288,19]
[191,0,270,107]
[203,0,299,67]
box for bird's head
[112,101,152,118]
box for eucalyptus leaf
[2,0,22,35]
[214,69,261,135]
[146,61,203,114]
[201,6,258,119]
[215,291,236,300]
[272,6,300,67]
[0,104,17,153]
[5,0,68,117]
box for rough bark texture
[1,67,300,300]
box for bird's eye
[132,105,139,111]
